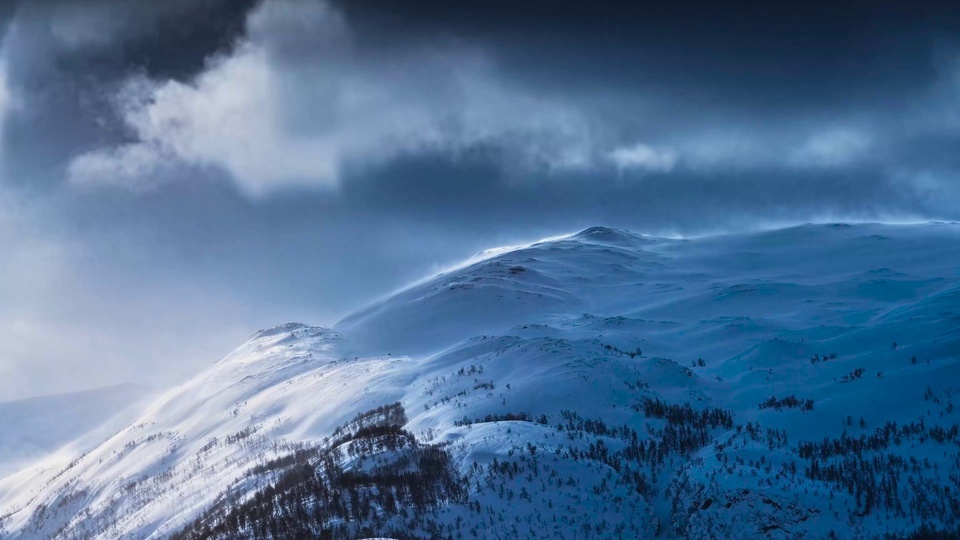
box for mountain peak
[7,222,960,540]
[248,322,334,341]
[567,225,655,246]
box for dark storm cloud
[0,0,256,181]
[6,0,960,195]
[334,1,956,113]
[1,0,960,399]
[37,0,960,202]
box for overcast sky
[2,0,960,399]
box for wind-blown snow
[3,222,960,539]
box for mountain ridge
[3,222,960,539]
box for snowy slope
[2,222,960,539]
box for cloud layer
[55,0,960,207]
[69,0,602,195]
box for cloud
[0,61,7,112]
[68,0,598,196]
[34,0,245,51]
[0,53,10,144]
[67,142,173,190]
[608,143,677,173]
[790,128,872,167]
[46,0,152,50]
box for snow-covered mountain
[2,223,960,539]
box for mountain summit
[3,223,960,539]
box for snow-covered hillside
[2,223,960,539]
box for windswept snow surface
[3,222,960,539]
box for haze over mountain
[2,223,959,539]
[0,385,150,478]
